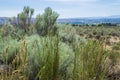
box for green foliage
[26,34,74,80]
[35,7,59,36]
[59,24,75,42]
[0,34,74,80]
[17,6,34,32]
[73,40,108,80]
[1,24,15,37]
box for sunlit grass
[0,26,120,80]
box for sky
[0,0,120,18]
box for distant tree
[91,24,96,27]
[97,23,103,27]
[72,24,78,27]
[35,7,59,36]
[85,24,89,27]
[101,23,117,26]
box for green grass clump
[73,40,109,80]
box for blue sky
[0,0,120,18]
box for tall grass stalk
[36,34,60,80]
[73,40,108,80]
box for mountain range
[57,15,120,24]
[1,15,120,25]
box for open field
[0,23,120,80]
[0,7,120,80]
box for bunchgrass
[73,40,109,80]
[0,29,119,80]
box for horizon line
[0,15,120,19]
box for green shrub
[17,6,34,32]
[35,7,59,36]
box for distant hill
[0,17,35,25]
[107,15,120,18]
[1,15,120,25]
[57,17,120,24]
[0,17,8,25]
